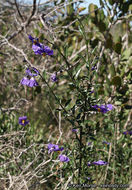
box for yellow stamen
[97,108,101,112]
[43,53,46,57]
[33,40,38,45]
[22,120,25,124]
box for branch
[14,0,24,21]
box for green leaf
[109,64,116,77]
[115,101,122,105]
[98,88,104,95]
[65,99,72,107]
[106,76,111,85]
[71,105,76,115]
[40,34,44,42]
[118,85,129,95]
[129,4,132,11]
[42,70,47,80]
[34,29,39,37]
[113,43,122,54]
[111,76,122,86]
[105,33,113,49]
[108,0,115,5]
[97,21,106,32]
[124,105,132,109]
[76,113,81,120]
[121,49,131,60]
[90,38,99,48]
[99,0,104,6]
[35,86,41,94]
[66,1,74,16]
[38,22,43,28]
[98,9,105,21]
[89,4,98,17]
[76,99,82,105]
[0,67,2,74]
[78,25,84,36]
[69,83,76,90]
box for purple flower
[90,90,94,94]
[28,35,36,42]
[87,162,92,166]
[32,43,43,55]
[28,35,39,44]
[72,129,78,133]
[87,142,92,146]
[92,104,114,113]
[26,67,39,77]
[21,67,39,87]
[19,116,29,126]
[28,35,34,41]
[29,35,53,56]
[43,45,53,56]
[92,160,108,165]
[106,104,113,111]
[59,154,70,162]
[27,77,39,87]
[102,141,110,145]
[47,143,64,154]
[50,73,57,82]
[20,77,30,86]
[21,77,38,87]
[91,66,96,71]
[123,131,132,135]
[32,43,53,56]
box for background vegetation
[0,0,131,189]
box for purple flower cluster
[102,141,110,145]
[87,142,92,146]
[26,67,39,77]
[29,35,53,56]
[72,128,78,133]
[88,160,108,166]
[47,143,64,154]
[50,73,57,82]
[92,160,108,165]
[59,154,70,163]
[19,116,29,126]
[123,131,132,135]
[92,104,114,113]
[20,67,39,87]
[21,77,38,87]
[91,66,96,71]
[18,34,117,170]
[47,143,70,162]
[90,90,94,94]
